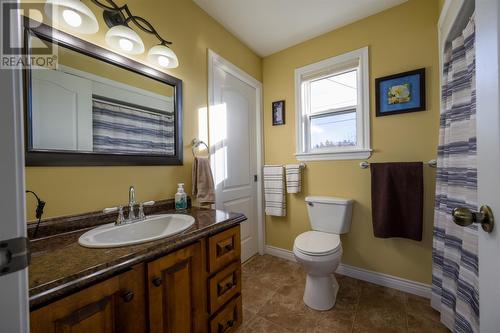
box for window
[295,47,371,161]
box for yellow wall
[25,0,261,220]
[58,46,173,97]
[262,0,440,284]
[439,0,446,13]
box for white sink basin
[78,214,195,248]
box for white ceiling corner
[193,0,408,57]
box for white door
[208,50,263,262]
[32,69,93,151]
[0,0,30,331]
[476,0,500,330]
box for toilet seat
[294,231,341,256]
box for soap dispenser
[175,183,187,210]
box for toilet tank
[305,196,354,234]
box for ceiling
[193,0,407,57]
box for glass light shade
[147,45,179,69]
[105,25,145,55]
[45,0,98,34]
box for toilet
[293,196,354,311]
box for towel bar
[359,159,437,169]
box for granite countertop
[29,206,246,310]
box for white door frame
[0,0,30,331]
[476,0,500,331]
[207,49,265,255]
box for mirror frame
[23,18,183,166]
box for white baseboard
[265,245,297,262]
[264,245,431,299]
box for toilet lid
[294,231,341,256]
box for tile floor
[237,255,449,333]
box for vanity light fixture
[45,0,99,34]
[90,0,179,68]
[105,24,144,54]
[148,44,179,69]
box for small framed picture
[375,68,426,117]
[272,100,285,126]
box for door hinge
[0,237,30,276]
[254,175,258,182]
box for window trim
[294,47,371,161]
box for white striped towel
[263,165,286,216]
[285,164,302,193]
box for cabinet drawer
[209,295,242,333]
[208,261,241,314]
[31,276,121,333]
[208,226,241,273]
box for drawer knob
[121,290,134,303]
[152,277,162,287]
[218,319,236,333]
[217,243,233,254]
[218,281,235,295]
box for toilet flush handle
[307,202,314,207]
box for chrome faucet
[128,186,136,220]
[103,186,155,226]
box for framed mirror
[23,18,183,166]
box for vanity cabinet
[30,264,147,333]
[30,225,242,333]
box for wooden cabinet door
[31,276,120,333]
[147,242,205,333]
[31,265,147,333]
[116,264,147,333]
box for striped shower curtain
[92,99,175,155]
[431,18,478,333]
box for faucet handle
[103,207,118,214]
[138,201,155,220]
[103,206,125,225]
[116,206,125,225]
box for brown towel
[370,162,423,241]
[192,156,215,205]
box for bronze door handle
[452,205,494,233]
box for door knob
[452,205,494,233]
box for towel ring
[191,138,209,157]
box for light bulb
[157,55,170,67]
[62,9,82,28]
[118,38,134,52]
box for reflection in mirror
[30,35,175,156]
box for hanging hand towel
[285,164,302,193]
[370,162,423,241]
[192,156,215,205]
[263,165,286,216]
